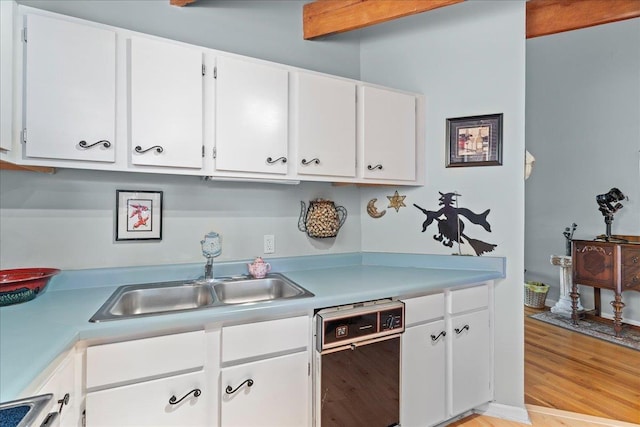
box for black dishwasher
[314,300,404,427]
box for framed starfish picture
[115,190,163,241]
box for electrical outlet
[264,235,275,254]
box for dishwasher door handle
[320,333,402,355]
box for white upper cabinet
[24,13,116,162]
[359,86,416,181]
[0,1,15,151]
[129,37,203,169]
[293,72,356,178]
[13,7,423,183]
[215,55,289,175]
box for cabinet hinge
[213,66,217,79]
[22,128,27,144]
[213,147,217,159]
[202,64,205,76]
[308,362,311,376]
[22,27,27,43]
[202,146,205,158]
[82,410,86,427]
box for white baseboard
[475,402,532,425]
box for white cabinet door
[401,320,447,427]
[35,351,78,427]
[359,86,416,181]
[0,1,15,151]
[24,14,116,162]
[86,371,208,427]
[215,56,289,175]
[294,72,355,178]
[449,309,491,416]
[130,37,203,169]
[220,352,309,427]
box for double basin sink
[89,273,314,322]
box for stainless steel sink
[90,281,216,322]
[213,275,313,304]
[89,274,313,322]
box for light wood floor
[450,306,640,426]
[449,405,640,426]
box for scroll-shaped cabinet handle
[135,145,164,154]
[266,156,287,164]
[301,158,320,166]
[225,379,254,394]
[367,164,383,171]
[79,140,111,149]
[454,325,470,335]
[169,389,201,405]
[57,393,70,414]
[632,256,639,264]
[430,331,446,342]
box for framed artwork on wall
[446,113,503,168]
[115,190,163,241]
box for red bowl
[0,268,60,306]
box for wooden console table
[572,235,640,336]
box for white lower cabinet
[86,371,208,427]
[220,315,311,426]
[33,349,80,427]
[220,351,309,427]
[401,284,493,426]
[401,320,446,427]
[84,329,216,427]
[449,308,491,416]
[448,285,492,417]
[401,293,447,427]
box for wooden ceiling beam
[303,0,464,40]
[526,0,640,38]
[170,0,197,6]
[303,0,640,40]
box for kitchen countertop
[0,252,505,402]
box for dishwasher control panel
[315,300,404,351]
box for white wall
[526,18,640,323]
[357,1,526,409]
[0,169,361,269]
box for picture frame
[115,190,163,241]
[446,113,503,168]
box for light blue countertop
[0,252,505,402]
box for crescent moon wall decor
[366,198,386,218]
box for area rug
[530,311,640,351]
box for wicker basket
[524,282,549,308]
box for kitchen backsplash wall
[0,169,362,269]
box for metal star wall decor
[387,191,407,212]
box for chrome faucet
[200,232,221,281]
[204,257,214,280]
